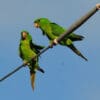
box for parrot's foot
[23,60,30,66]
[53,39,58,45]
[96,3,100,10]
[38,67,45,73]
[49,39,58,48]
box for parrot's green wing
[50,23,84,41]
[50,23,65,36]
[30,40,44,54]
[24,31,44,54]
[30,41,44,50]
[19,43,23,59]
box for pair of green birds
[19,18,88,90]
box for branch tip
[96,3,100,10]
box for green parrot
[34,18,88,61]
[19,30,45,90]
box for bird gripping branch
[0,3,100,82]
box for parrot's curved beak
[22,32,27,40]
[34,23,39,28]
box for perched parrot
[34,18,88,61]
[19,30,45,90]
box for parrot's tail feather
[70,35,84,41]
[30,72,36,90]
[68,44,88,61]
[37,67,45,73]
[76,35,84,41]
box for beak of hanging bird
[21,32,27,40]
[34,22,40,28]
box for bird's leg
[23,60,30,66]
[53,38,58,45]
[49,39,58,48]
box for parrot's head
[21,30,29,40]
[34,18,51,28]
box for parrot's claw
[49,39,58,48]
[23,60,30,66]
[53,39,58,45]
[96,3,100,10]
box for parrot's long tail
[30,71,36,90]
[68,44,88,61]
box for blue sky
[0,0,100,100]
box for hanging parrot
[19,30,45,90]
[34,18,88,61]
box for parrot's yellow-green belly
[21,41,36,61]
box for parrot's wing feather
[30,41,44,54]
[67,34,84,41]
[30,41,44,50]
[33,44,44,50]
[51,23,84,41]
[50,23,65,36]
[19,43,23,59]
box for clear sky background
[0,0,100,100]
